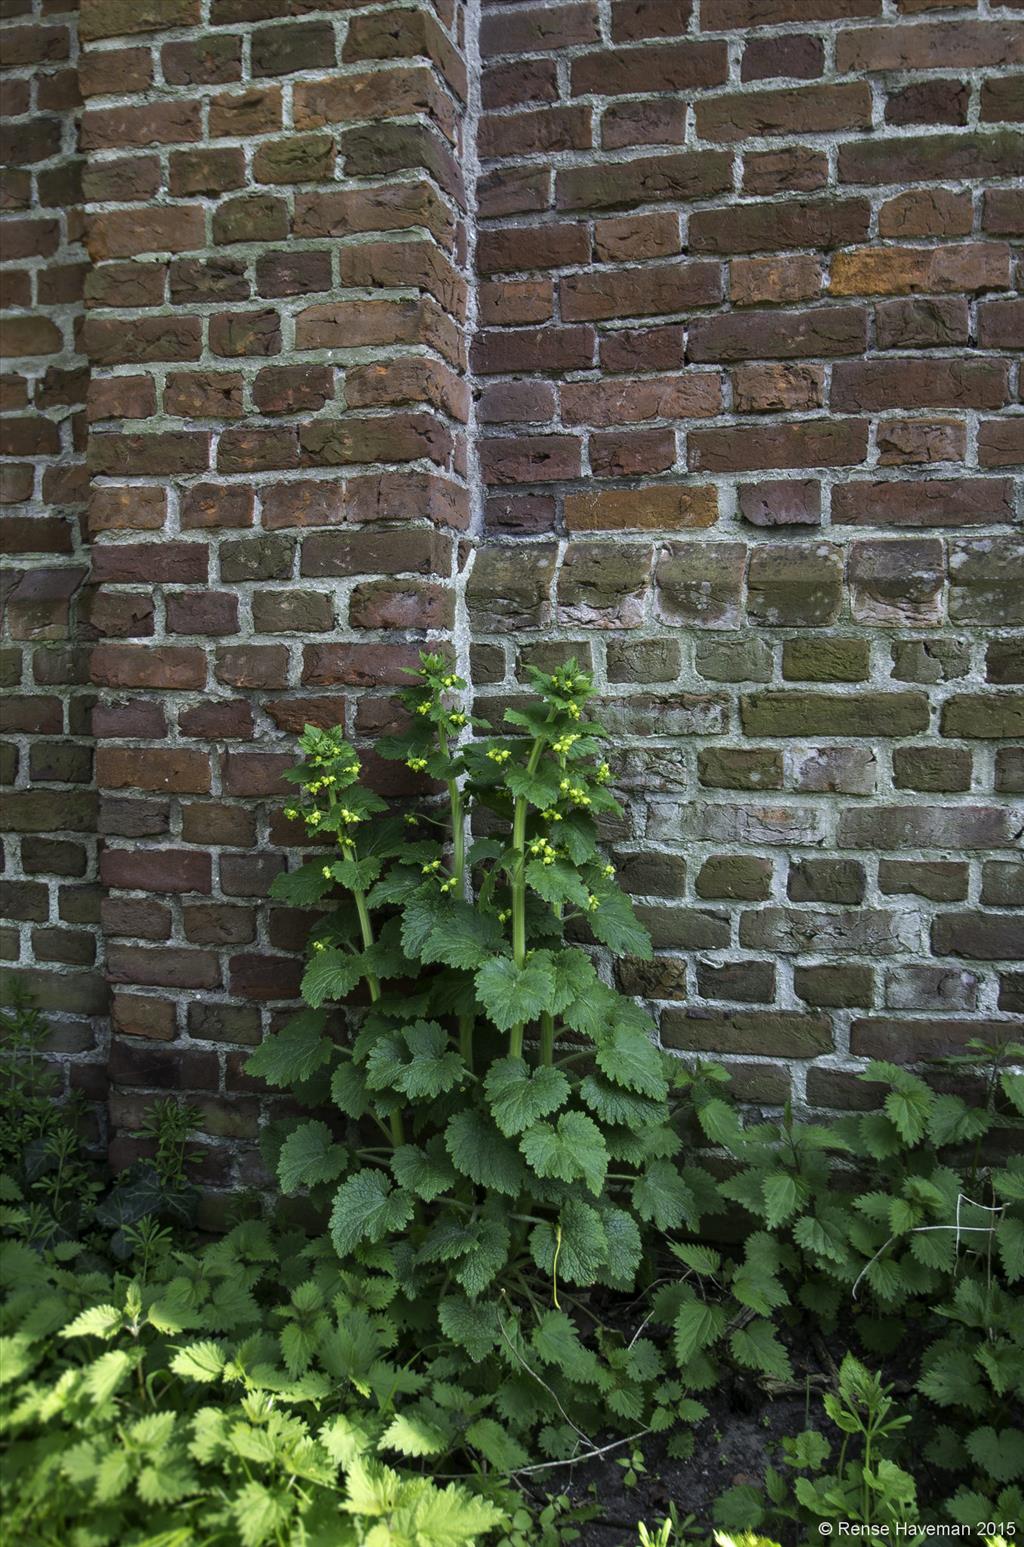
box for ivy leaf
[673,1300,726,1367]
[329,1170,414,1258]
[520,1111,608,1195]
[245,1011,332,1088]
[277,1120,347,1195]
[730,1319,792,1382]
[595,1025,667,1099]
[170,1340,226,1383]
[445,1110,527,1197]
[633,1160,697,1231]
[484,1057,569,1137]
[300,949,363,1010]
[390,1140,457,1202]
[530,1199,607,1286]
[475,956,555,1032]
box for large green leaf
[453,1220,511,1299]
[484,1057,569,1137]
[300,949,363,1010]
[586,889,652,959]
[633,1159,697,1231]
[445,1110,527,1196]
[730,1319,792,1382]
[329,1171,414,1257]
[520,1111,608,1195]
[390,1140,457,1202]
[366,1021,465,1100]
[475,956,555,1032]
[269,862,332,907]
[526,859,590,910]
[530,1199,607,1286]
[277,1120,347,1195]
[595,1025,667,1099]
[420,903,505,971]
[245,1011,331,1088]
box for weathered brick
[841,806,1022,850]
[742,693,929,738]
[663,1007,832,1058]
[747,544,844,627]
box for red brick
[97,748,211,795]
[479,434,581,485]
[689,419,868,472]
[481,4,599,57]
[92,644,206,690]
[561,375,721,425]
[561,261,721,320]
[698,82,870,141]
[571,40,727,95]
[690,197,869,253]
[102,849,212,894]
[87,207,205,260]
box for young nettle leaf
[520,1111,609,1195]
[762,1172,800,1229]
[484,1057,570,1137]
[277,1121,347,1195]
[170,1340,227,1383]
[672,1299,726,1367]
[379,1410,450,1459]
[730,1319,792,1383]
[329,1171,414,1258]
[474,956,555,1033]
[964,1425,1024,1483]
[598,1205,643,1287]
[453,1220,511,1299]
[445,1110,527,1197]
[579,1072,667,1131]
[585,889,653,960]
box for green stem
[459,1012,474,1073]
[449,778,465,899]
[347,856,403,1145]
[509,734,546,1059]
[539,1011,554,1066]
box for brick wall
[468,0,1024,1112]
[1,0,104,1120]
[1,0,1022,1201]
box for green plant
[747,1354,916,1531]
[0,1191,509,1546]
[247,656,717,1467]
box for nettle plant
[247,656,718,1464]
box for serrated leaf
[530,1199,607,1286]
[379,1411,449,1458]
[673,1300,726,1366]
[526,859,590,910]
[465,1417,529,1472]
[633,1159,697,1231]
[586,889,652,959]
[475,956,555,1032]
[697,1099,745,1151]
[60,1304,123,1341]
[329,1170,414,1258]
[520,1111,608,1194]
[300,948,364,1010]
[884,1084,933,1146]
[438,1296,499,1363]
[454,1220,511,1298]
[966,1425,1024,1482]
[232,1480,291,1547]
[270,862,332,907]
[445,1109,527,1197]
[330,1060,369,1120]
[484,1056,570,1137]
[997,1217,1024,1282]
[730,1318,792,1382]
[1002,1071,1024,1117]
[245,1011,331,1088]
[599,1206,643,1287]
[762,1172,799,1229]
[422,904,505,971]
[390,1141,457,1203]
[277,1119,347,1194]
[170,1340,226,1383]
[84,1349,131,1405]
[595,1026,667,1099]
[669,1242,721,1275]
